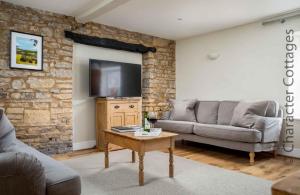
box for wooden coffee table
[103,130,178,186]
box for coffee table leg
[104,142,109,168]
[132,151,136,163]
[169,147,174,178]
[139,152,144,186]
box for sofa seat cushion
[4,140,81,195]
[155,120,194,134]
[193,123,262,143]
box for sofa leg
[249,152,255,165]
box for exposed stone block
[6,107,24,114]
[24,110,51,125]
[27,78,55,89]
[53,94,72,100]
[11,79,25,89]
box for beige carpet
[62,149,272,195]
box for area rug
[62,150,272,195]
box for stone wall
[73,23,176,112]
[0,1,175,154]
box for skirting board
[73,140,96,151]
[279,148,300,159]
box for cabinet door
[111,113,125,127]
[125,113,138,126]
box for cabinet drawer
[110,103,138,112]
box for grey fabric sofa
[0,109,81,195]
[155,100,283,164]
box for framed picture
[10,31,43,71]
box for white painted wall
[177,20,299,103]
[176,17,300,154]
[72,44,142,150]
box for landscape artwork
[10,31,43,70]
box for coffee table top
[104,130,178,141]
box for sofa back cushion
[0,109,16,152]
[0,109,15,139]
[217,101,239,125]
[161,111,171,120]
[195,101,220,124]
[230,101,269,128]
[169,99,197,122]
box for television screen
[89,59,141,97]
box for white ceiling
[5,0,300,40]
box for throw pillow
[169,99,197,122]
[230,101,269,128]
[161,111,171,120]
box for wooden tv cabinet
[95,97,142,150]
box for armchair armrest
[0,152,46,195]
[253,116,283,143]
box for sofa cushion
[161,111,171,120]
[230,101,269,128]
[0,109,15,139]
[155,120,194,134]
[169,99,197,122]
[0,152,46,195]
[193,123,262,143]
[217,101,239,125]
[0,109,16,152]
[4,140,81,195]
[196,101,220,124]
[265,101,279,117]
[0,131,16,152]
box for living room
[0,0,300,194]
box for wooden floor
[53,141,300,181]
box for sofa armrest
[0,152,46,195]
[253,116,283,143]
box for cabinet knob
[114,105,120,109]
[129,105,135,108]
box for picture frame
[10,31,43,71]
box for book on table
[112,125,142,132]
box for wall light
[207,52,220,60]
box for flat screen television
[89,59,141,97]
